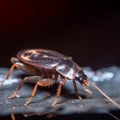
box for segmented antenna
[90,82,120,109]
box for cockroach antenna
[89,81,120,109]
[107,112,120,120]
[89,81,120,120]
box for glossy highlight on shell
[18,49,67,62]
[0,48,90,107]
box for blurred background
[0,0,120,70]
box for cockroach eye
[75,71,88,85]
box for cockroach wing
[17,49,67,69]
[56,57,82,79]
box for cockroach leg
[52,77,66,106]
[24,81,39,106]
[73,79,82,100]
[6,64,17,79]
[8,76,54,99]
[8,77,28,99]
[24,77,55,106]
[0,63,17,86]
[90,81,120,109]
[0,61,37,86]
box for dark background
[0,1,120,70]
[0,1,120,120]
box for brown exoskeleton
[0,49,92,106]
[0,49,120,110]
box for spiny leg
[8,76,42,99]
[52,77,66,107]
[73,79,82,100]
[0,63,17,86]
[0,62,34,86]
[24,77,55,106]
[24,81,39,106]
[0,57,39,87]
[8,76,37,99]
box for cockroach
[0,49,120,109]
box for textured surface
[0,67,120,119]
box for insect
[0,49,120,110]
[0,49,92,106]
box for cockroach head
[75,70,89,87]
